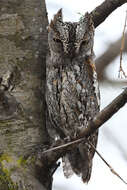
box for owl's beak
[64,44,76,59]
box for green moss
[17,156,27,167]
[0,165,18,190]
[0,171,18,190]
[0,153,12,163]
[0,154,36,190]
[0,154,12,178]
[17,155,36,168]
[0,154,18,190]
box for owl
[46,9,100,183]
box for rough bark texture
[0,0,50,189]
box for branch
[119,11,127,78]
[79,87,127,137]
[42,88,127,157]
[96,33,127,81]
[91,0,127,28]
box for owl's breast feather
[46,60,100,137]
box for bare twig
[42,138,85,154]
[43,136,127,184]
[118,11,127,78]
[79,88,127,138]
[92,1,127,81]
[95,33,127,81]
[88,141,127,185]
[91,0,127,28]
[43,88,127,160]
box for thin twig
[88,141,127,185]
[79,88,127,138]
[43,136,127,184]
[44,88,127,155]
[43,88,127,171]
[95,33,127,81]
[42,138,85,154]
[118,11,127,78]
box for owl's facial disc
[48,10,94,58]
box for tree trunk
[0,0,51,189]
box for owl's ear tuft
[49,9,63,31]
[82,12,94,31]
[54,8,63,21]
[52,8,63,25]
[56,8,63,19]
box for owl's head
[48,9,94,58]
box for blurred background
[45,1,127,189]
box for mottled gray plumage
[46,9,100,182]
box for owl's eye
[53,38,61,43]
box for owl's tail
[62,144,92,183]
[62,156,74,178]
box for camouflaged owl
[46,9,100,182]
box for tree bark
[0,0,50,189]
